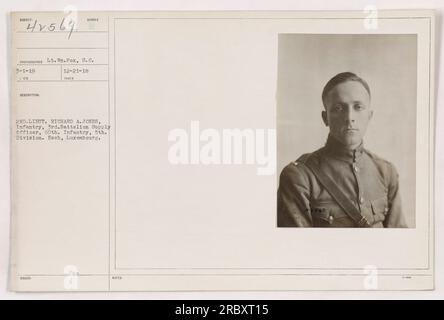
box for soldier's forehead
[327,81,370,101]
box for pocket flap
[371,197,389,215]
[310,207,329,220]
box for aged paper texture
[9,10,435,291]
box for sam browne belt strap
[304,158,371,228]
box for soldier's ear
[322,110,328,126]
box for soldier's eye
[332,105,344,112]
[354,104,365,110]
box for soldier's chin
[343,137,361,149]
[338,135,362,149]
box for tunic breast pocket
[310,202,354,228]
[371,197,389,223]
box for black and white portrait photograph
[277,34,417,228]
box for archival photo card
[9,10,434,292]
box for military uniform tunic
[277,135,407,228]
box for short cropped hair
[321,72,371,108]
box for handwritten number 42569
[26,16,76,40]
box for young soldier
[277,72,407,228]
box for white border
[0,0,442,299]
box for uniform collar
[323,134,364,163]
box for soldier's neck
[344,141,363,151]
[324,135,364,163]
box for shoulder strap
[304,157,371,228]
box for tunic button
[328,215,334,224]
[384,207,389,213]
[353,165,359,173]
[359,197,364,204]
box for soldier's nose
[345,108,355,123]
